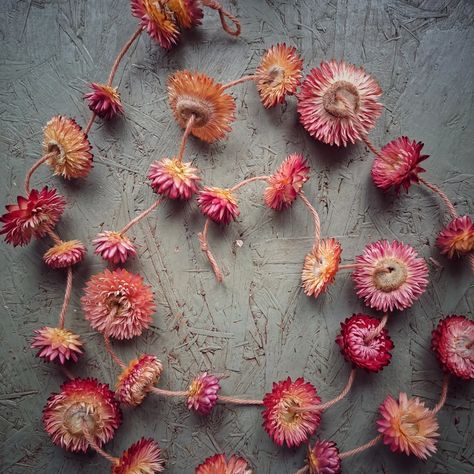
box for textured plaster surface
[0,0,473,473]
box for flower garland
[1,3,473,474]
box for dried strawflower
[255,43,303,108]
[113,438,165,474]
[93,231,137,265]
[43,240,86,269]
[264,153,310,210]
[43,116,93,179]
[352,240,429,312]
[187,372,220,415]
[84,83,124,120]
[196,453,252,474]
[371,137,429,192]
[115,354,164,406]
[377,393,439,460]
[307,440,341,474]
[431,315,474,380]
[0,187,66,246]
[168,0,203,29]
[31,327,84,364]
[301,239,342,298]
[42,378,122,452]
[262,377,321,448]
[81,268,155,340]
[168,70,236,143]
[148,158,200,200]
[198,187,240,225]
[436,216,474,259]
[298,60,382,146]
[131,0,180,49]
[336,314,393,372]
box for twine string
[83,429,119,464]
[339,434,382,459]
[222,75,256,90]
[119,198,163,235]
[198,218,224,282]
[418,177,458,220]
[103,334,126,369]
[431,373,449,415]
[24,152,58,194]
[177,115,196,162]
[298,192,321,252]
[58,267,73,329]
[202,0,241,37]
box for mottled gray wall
[0,0,473,473]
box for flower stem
[84,113,96,135]
[201,0,241,37]
[119,198,163,235]
[418,177,458,220]
[58,267,73,329]
[339,434,382,459]
[364,313,389,343]
[338,263,360,270]
[217,395,263,406]
[24,152,57,194]
[177,115,196,162]
[222,75,256,90]
[150,387,188,398]
[198,218,224,282]
[230,175,269,192]
[299,191,321,252]
[431,373,449,415]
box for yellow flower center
[372,257,407,292]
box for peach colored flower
[187,372,220,415]
[31,327,84,364]
[168,0,203,29]
[93,231,137,265]
[84,83,124,120]
[113,438,165,473]
[43,240,86,269]
[196,453,252,474]
[198,187,240,225]
[436,216,474,258]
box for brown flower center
[64,402,98,436]
[323,80,360,118]
[176,97,212,127]
[372,257,408,292]
[261,65,285,87]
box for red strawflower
[113,438,165,473]
[1,187,66,246]
[81,268,156,340]
[197,187,240,225]
[371,137,429,192]
[262,377,321,448]
[93,231,137,265]
[168,0,203,29]
[187,372,220,415]
[196,453,252,474]
[431,315,474,380]
[31,327,84,364]
[436,216,474,258]
[42,378,122,452]
[264,154,310,210]
[84,83,124,120]
[336,314,393,372]
[43,240,86,269]
[307,440,341,474]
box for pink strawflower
[81,268,155,340]
[307,440,341,474]
[43,240,86,269]
[197,187,240,225]
[113,438,165,474]
[298,60,382,146]
[336,314,393,372]
[371,137,429,192]
[262,377,321,448]
[84,83,124,120]
[93,231,137,265]
[1,187,66,246]
[196,453,252,474]
[264,154,310,210]
[148,158,200,200]
[431,315,474,380]
[377,393,439,460]
[352,240,429,312]
[42,378,122,452]
[31,327,84,364]
[436,215,474,259]
[187,372,220,415]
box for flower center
[176,97,212,127]
[399,413,421,438]
[46,142,65,165]
[64,402,98,436]
[261,65,285,88]
[280,396,301,425]
[188,380,202,397]
[323,80,360,118]
[372,257,408,292]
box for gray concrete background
[1,0,473,473]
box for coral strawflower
[31,327,84,364]
[298,60,382,146]
[43,240,86,269]
[81,268,155,340]
[168,0,203,29]
[0,187,66,246]
[84,83,124,120]
[113,438,165,473]
[93,231,137,265]
[377,393,439,460]
[255,43,303,108]
[436,215,474,258]
[187,372,220,415]
[307,440,341,474]
[198,187,240,225]
[196,453,252,474]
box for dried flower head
[113,438,165,474]
[301,239,342,298]
[187,372,220,415]
[81,268,155,340]
[431,315,474,380]
[307,440,341,474]
[168,0,203,29]
[84,83,124,120]
[352,240,429,312]
[115,354,164,406]
[298,60,382,146]
[196,453,252,474]
[262,377,321,448]
[31,327,84,364]
[377,393,439,460]
[131,0,180,48]
[198,187,240,225]
[42,378,122,452]
[43,116,93,179]
[43,240,86,269]
[436,216,474,259]
[264,154,310,210]
[1,187,66,246]
[168,70,236,143]
[255,43,303,108]
[336,314,393,372]
[148,158,200,200]
[93,231,137,265]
